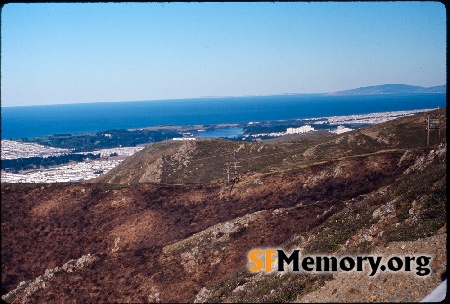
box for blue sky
[1,2,446,107]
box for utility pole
[232,151,242,177]
[426,108,441,147]
[438,107,441,140]
[224,152,242,184]
[224,161,231,183]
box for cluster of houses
[1,140,71,160]
[1,159,123,183]
[1,142,145,183]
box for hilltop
[95,108,445,185]
[328,84,446,95]
[1,109,446,303]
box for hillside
[95,108,445,185]
[328,84,446,95]
[1,109,447,303]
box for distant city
[0,108,436,183]
[1,145,144,183]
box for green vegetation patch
[19,129,183,152]
[204,268,332,303]
[304,204,377,254]
[391,157,446,202]
[238,273,328,303]
[382,176,446,242]
[202,268,254,303]
[1,153,101,172]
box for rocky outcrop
[403,143,446,175]
[2,254,99,304]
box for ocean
[1,93,446,140]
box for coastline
[1,107,439,147]
[2,93,445,140]
[117,108,439,137]
[1,107,441,184]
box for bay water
[1,94,445,139]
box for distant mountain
[328,84,446,95]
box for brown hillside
[1,109,446,303]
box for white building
[334,125,353,134]
[286,125,315,134]
[172,137,196,141]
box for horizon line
[1,83,446,108]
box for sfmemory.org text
[248,249,431,276]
